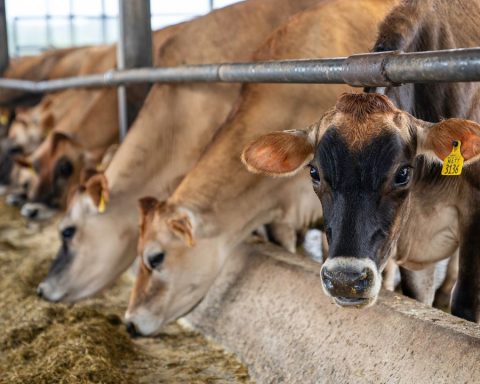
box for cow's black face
[312,127,415,307]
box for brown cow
[242,92,480,323]
[366,0,480,309]
[36,0,322,303]
[124,0,397,336]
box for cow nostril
[321,268,335,290]
[29,209,39,219]
[36,286,44,298]
[126,321,139,337]
[355,268,369,282]
[322,268,334,281]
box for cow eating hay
[0,201,250,383]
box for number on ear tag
[441,140,464,176]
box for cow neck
[104,0,324,197]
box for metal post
[117,0,152,140]
[45,0,52,49]
[0,0,9,73]
[69,0,75,46]
[101,0,107,44]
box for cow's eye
[56,158,73,178]
[394,166,412,187]
[309,165,320,182]
[61,226,76,240]
[146,252,165,270]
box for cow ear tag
[441,140,464,176]
[0,113,9,125]
[98,191,106,213]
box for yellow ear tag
[98,192,106,213]
[441,140,464,176]
[0,114,9,125]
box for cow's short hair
[335,93,397,122]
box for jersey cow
[242,93,480,323]
[243,0,480,321]
[36,0,322,303]
[124,0,396,336]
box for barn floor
[0,200,252,384]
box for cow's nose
[321,264,372,297]
[36,285,44,298]
[28,208,39,219]
[125,321,139,338]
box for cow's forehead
[316,108,412,152]
[314,93,413,150]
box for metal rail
[1,48,480,91]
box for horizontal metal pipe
[1,48,480,92]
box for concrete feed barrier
[186,243,480,383]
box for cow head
[36,172,136,301]
[242,93,480,307]
[125,197,222,336]
[20,131,104,220]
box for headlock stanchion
[1,48,480,91]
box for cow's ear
[14,155,33,170]
[85,172,109,213]
[40,112,55,132]
[420,118,480,165]
[167,213,195,247]
[51,131,74,155]
[242,129,315,177]
[79,168,98,184]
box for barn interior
[1,0,480,383]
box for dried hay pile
[0,201,251,383]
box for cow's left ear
[420,118,480,164]
[241,129,315,177]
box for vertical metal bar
[46,0,52,48]
[69,0,75,46]
[0,0,9,72]
[117,0,152,140]
[209,0,214,11]
[101,0,107,44]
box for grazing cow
[15,88,119,218]
[124,0,397,336]
[242,92,480,323]
[36,0,322,303]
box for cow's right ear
[40,112,55,134]
[85,172,109,213]
[241,129,315,177]
[14,156,34,171]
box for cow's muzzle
[320,257,381,308]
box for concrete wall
[186,242,480,384]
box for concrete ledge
[186,242,480,383]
